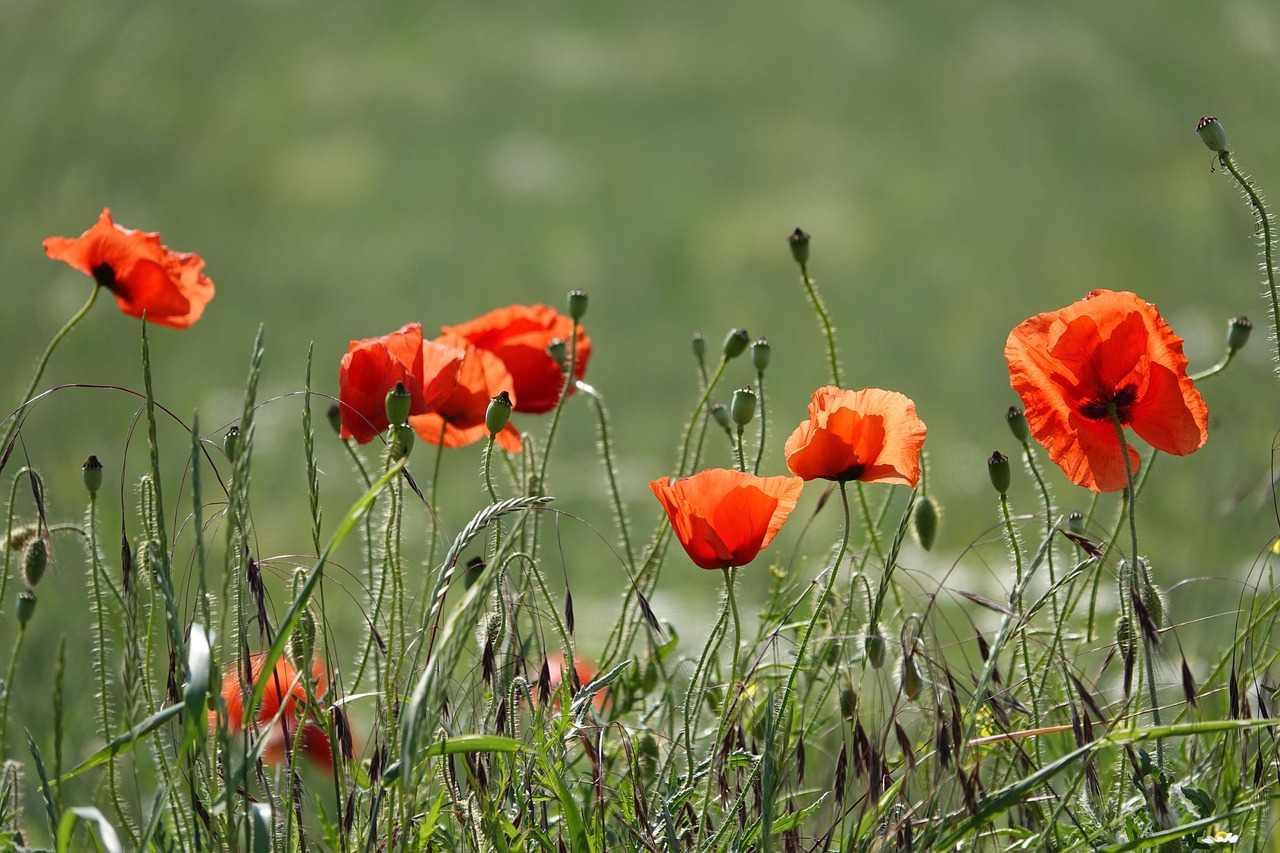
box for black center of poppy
[1078,383,1138,423]
[834,463,866,482]
[91,263,118,290]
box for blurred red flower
[211,654,349,771]
[43,209,216,328]
[539,652,609,712]
[650,469,803,570]
[410,333,523,452]
[784,387,927,486]
[1005,289,1208,492]
[443,304,590,414]
[338,323,464,445]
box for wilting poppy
[538,652,609,712]
[409,333,523,452]
[43,208,215,329]
[650,468,803,570]
[211,654,349,770]
[1005,289,1208,492]
[784,387,927,486]
[443,304,591,414]
[338,323,464,445]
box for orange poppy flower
[443,304,591,414]
[410,333,523,452]
[338,323,465,445]
[211,654,348,770]
[650,469,803,570]
[43,208,215,329]
[1005,289,1208,492]
[538,652,609,711]
[784,387,927,486]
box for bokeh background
[3,0,1280,808]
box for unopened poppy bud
[486,391,514,436]
[1196,116,1229,154]
[6,524,38,552]
[730,387,757,426]
[1005,407,1030,443]
[913,495,940,551]
[787,227,811,266]
[546,338,568,371]
[82,455,103,498]
[223,426,240,462]
[390,424,415,461]
[326,404,342,435]
[567,288,589,321]
[722,328,750,360]
[1067,510,1085,534]
[385,381,412,426]
[865,630,886,669]
[690,332,707,364]
[290,605,317,669]
[21,536,48,588]
[1227,315,1252,353]
[16,591,36,628]
[839,687,858,720]
[988,451,1011,495]
[710,401,732,434]
[1115,615,1133,658]
[751,337,772,373]
[900,653,923,701]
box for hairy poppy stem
[1217,151,1280,380]
[797,260,842,388]
[0,284,99,470]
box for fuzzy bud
[390,424,415,461]
[1005,407,1030,444]
[486,391,514,436]
[6,523,39,552]
[1115,615,1134,659]
[730,387,757,427]
[751,337,772,373]
[787,227,811,265]
[1196,116,1229,154]
[864,630,886,669]
[913,495,940,551]
[722,328,750,360]
[988,450,1011,495]
[16,591,36,628]
[567,288,589,322]
[290,605,317,670]
[21,536,48,588]
[82,455,103,498]
[223,426,241,462]
[385,381,412,426]
[1227,315,1253,353]
[900,654,923,701]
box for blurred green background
[3,0,1280,806]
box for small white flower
[1204,829,1239,846]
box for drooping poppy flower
[650,468,803,570]
[443,304,591,414]
[338,323,465,445]
[1005,289,1208,492]
[409,333,523,452]
[784,387,928,486]
[43,208,215,328]
[537,652,609,712]
[211,654,350,770]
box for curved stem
[1219,151,1280,379]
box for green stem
[1219,151,1280,379]
[753,371,767,475]
[798,261,842,387]
[0,626,25,758]
[734,426,747,473]
[1189,347,1237,382]
[695,566,741,849]
[677,358,729,477]
[577,381,635,567]
[683,597,730,782]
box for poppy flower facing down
[1005,289,1208,492]
[338,323,465,445]
[409,333,523,452]
[650,469,803,570]
[43,208,215,328]
[211,654,349,771]
[443,304,591,414]
[784,387,928,486]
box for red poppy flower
[409,333,523,452]
[1005,289,1208,492]
[338,323,465,445]
[784,387,927,486]
[650,469,803,570]
[43,208,215,329]
[210,654,349,770]
[539,652,609,711]
[443,304,591,414]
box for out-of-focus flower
[410,333,522,452]
[784,387,927,486]
[539,652,608,711]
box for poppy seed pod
[722,328,750,360]
[730,387,757,427]
[787,227,811,265]
[389,424,415,461]
[326,404,342,435]
[751,337,772,373]
[1227,316,1253,353]
[385,381,412,426]
[546,338,568,371]
[1067,510,1085,534]
[82,455,103,497]
[16,591,36,628]
[988,451,1011,495]
[913,495,940,551]
[1005,407,1030,444]
[710,401,732,434]
[690,332,707,364]
[223,426,240,462]
[1196,116,1228,154]
[21,536,48,588]
[486,391,514,436]
[567,288,588,321]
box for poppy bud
[1115,615,1133,658]
[1227,315,1253,353]
[16,590,36,628]
[21,536,48,588]
[722,328,750,360]
[988,451,1011,495]
[787,227,811,266]
[567,288,589,322]
[690,332,707,364]
[486,391,514,436]
[1196,116,1229,154]
[462,555,486,590]
[839,687,858,720]
[730,387,757,427]
[1005,407,1030,444]
[899,653,923,701]
[637,732,660,779]
[390,424,415,461]
[913,495,940,551]
[1141,579,1168,631]
[1067,510,1085,534]
[6,523,39,552]
[865,630,886,669]
[291,604,317,670]
[82,455,103,498]
[223,426,240,462]
[710,401,732,434]
[751,337,772,373]
[546,337,568,371]
[326,404,342,435]
[385,381,412,426]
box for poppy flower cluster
[211,654,349,770]
[43,208,215,329]
[1005,289,1208,492]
